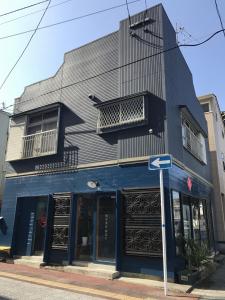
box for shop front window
[199,200,208,242]
[182,197,192,240]
[192,200,201,242]
[172,191,183,255]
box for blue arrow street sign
[148,154,172,170]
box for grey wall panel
[14,67,63,113]
[119,130,165,159]
[9,7,168,174]
[161,7,211,181]
[119,5,164,99]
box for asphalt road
[0,277,105,300]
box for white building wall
[0,111,9,208]
[198,94,225,252]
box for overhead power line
[0,1,52,91]
[0,0,141,41]
[214,0,225,38]
[1,28,225,112]
[0,0,73,27]
[0,0,50,18]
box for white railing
[97,97,145,131]
[182,124,203,161]
[22,129,57,158]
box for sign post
[148,154,172,297]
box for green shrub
[184,239,210,270]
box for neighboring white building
[198,94,225,252]
[0,110,9,209]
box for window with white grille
[182,119,207,164]
[22,108,59,159]
[97,96,145,132]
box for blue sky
[0,0,224,112]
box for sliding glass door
[75,193,116,263]
[96,194,116,262]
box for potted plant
[178,238,209,284]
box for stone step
[72,261,116,271]
[44,265,120,280]
[18,256,43,262]
[66,266,119,280]
[13,255,44,268]
[14,258,42,268]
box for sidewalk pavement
[191,260,225,299]
[0,262,198,300]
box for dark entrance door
[96,194,116,261]
[33,198,48,255]
[75,193,116,263]
[14,197,48,256]
[76,195,94,261]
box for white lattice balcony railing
[22,129,57,158]
[97,96,145,132]
[182,125,203,161]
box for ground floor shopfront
[0,162,213,282]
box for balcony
[22,129,57,159]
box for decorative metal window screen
[51,193,72,250]
[97,96,145,131]
[122,189,162,257]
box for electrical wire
[0,0,73,27]
[0,1,51,91]
[214,0,225,38]
[1,28,225,112]
[0,0,50,18]
[0,0,141,41]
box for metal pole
[160,169,167,296]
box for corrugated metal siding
[9,7,168,173]
[14,68,63,113]
[119,131,165,159]
[60,32,119,163]
[119,5,164,99]
[161,7,211,181]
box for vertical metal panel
[119,5,164,98]
[161,7,211,181]
[9,7,168,171]
[119,131,165,159]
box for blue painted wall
[0,162,211,280]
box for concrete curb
[187,254,225,294]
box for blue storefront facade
[1,161,212,281]
[0,5,213,282]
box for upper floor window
[201,103,210,113]
[182,118,207,164]
[23,108,59,159]
[27,109,58,135]
[96,95,146,133]
[6,104,61,162]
